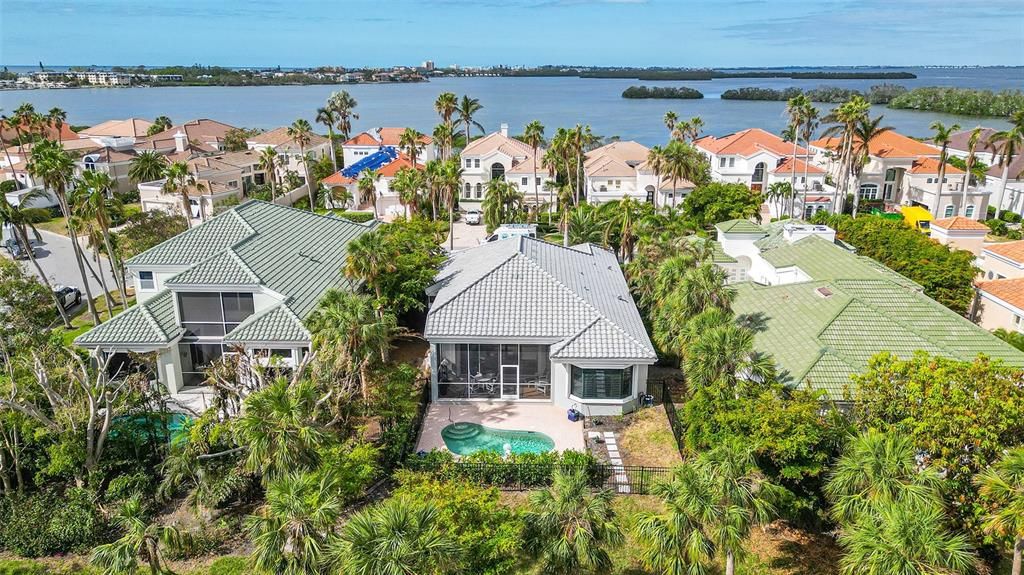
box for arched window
[463,182,471,198]
[490,162,505,181]
[599,185,607,192]
[965,204,975,218]
[752,162,766,183]
[944,204,955,218]
[475,183,482,199]
[858,184,879,200]
[644,185,656,204]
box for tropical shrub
[406,449,605,488]
[889,87,1024,117]
[682,182,762,228]
[0,490,104,557]
[114,210,188,259]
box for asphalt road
[11,229,121,298]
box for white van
[481,223,537,244]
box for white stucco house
[74,201,376,409]
[342,128,435,168]
[459,124,546,206]
[582,140,693,207]
[424,237,657,416]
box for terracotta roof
[977,277,1024,310]
[343,128,432,147]
[506,156,546,175]
[586,140,650,165]
[461,131,532,158]
[137,119,236,153]
[910,156,964,175]
[931,216,989,232]
[983,240,1024,264]
[81,118,154,138]
[811,131,939,159]
[771,157,824,175]
[695,128,805,157]
[82,146,136,163]
[322,172,354,186]
[586,155,636,178]
[0,121,78,142]
[247,126,329,148]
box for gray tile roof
[425,237,655,361]
[79,201,375,346]
[75,290,182,347]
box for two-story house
[246,126,332,182]
[582,141,691,206]
[810,130,989,219]
[138,150,268,221]
[75,201,376,409]
[342,127,435,167]
[943,128,1024,217]
[459,124,543,206]
[321,152,423,217]
[695,128,829,219]
[134,119,237,160]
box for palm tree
[456,95,484,145]
[930,121,961,218]
[287,119,315,211]
[523,468,623,575]
[399,127,425,167]
[662,140,708,208]
[315,106,339,171]
[0,191,73,327]
[990,110,1024,220]
[46,107,67,137]
[235,377,331,480]
[161,161,199,227]
[91,494,190,575]
[78,171,128,309]
[850,115,893,217]
[481,178,524,233]
[822,96,870,214]
[148,115,172,136]
[634,460,716,575]
[424,159,443,220]
[390,166,424,218]
[786,94,810,215]
[0,113,22,188]
[439,158,464,250]
[684,322,774,394]
[305,289,396,403]
[646,145,666,209]
[128,150,166,185]
[432,123,455,163]
[599,198,644,262]
[523,120,545,206]
[327,90,359,142]
[799,103,820,215]
[435,91,458,127]
[825,430,945,526]
[838,500,978,575]
[12,102,37,153]
[958,127,984,216]
[258,147,279,202]
[329,497,460,575]
[663,110,679,135]
[766,181,793,219]
[356,168,380,218]
[28,139,101,324]
[975,447,1024,575]
[247,471,343,575]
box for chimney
[500,123,508,137]
[173,130,187,153]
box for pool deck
[417,402,586,453]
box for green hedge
[0,490,104,557]
[406,449,608,487]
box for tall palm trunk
[59,194,101,325]
[1011,536,1022,575]
[671,177,677,208]
[726,551,735,575]
[326,126,338,171]
[995,165,1010,220]
[934,148,948,218]
[789,137,798,218]
[960,157,973,217]
[448,195,455,251]
[91,242,114,313]
[16,225,72,328]
[0,133,19,189]
[101,229,127,310]
[532,154,539,207]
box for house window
[464,182,471,198]
[858,184,879,200]
[615,180,621,188]
[570,366,633,400]
[927,178,933,184]
[465,158,472,168]
[474,159,480,168]
[752,162,766,183]
[728,157,735,167]
[535,177,541,185]
[1015,314,1023,332]
[521,177,528,186]
[490,162,505,180]
[965,204,975,218]
[138,271,155,290]
[178,292,255,338]
[944,204,955,218]
[436,343,551,400]
[179,342,226,387]
[719,157,726,168]
[475,183,483,199]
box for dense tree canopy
[682,182,763,229]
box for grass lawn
[57,288,135,346]
[619,406,682,468]
[33,203,143,237]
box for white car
[464,210,482,225]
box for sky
[1,0,1023,68]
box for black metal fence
[648,379,686,458]
[405,460,674,495]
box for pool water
[111,413,192,442]
[441,422,555,456]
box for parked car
[464,209,482,225]
[482,223,538,244]
[4,239,39,260]
[53,285,82,310]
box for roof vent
[815,287,833,299]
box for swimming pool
[441,422,555,456]
[111,413,192,442]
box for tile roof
[983,240,1024,265]
[223,304,309,344]
[137,119,236,153]
[694,128,805,157]
[716,219,766,234]
[976,277,1024,311]
[586,141,650,165]
[461,131,532,158]
[74,290,181,347]
[81,118,155,138]
[85,201,376,346]
[343,128,432,147]
[425,237,655,361]
[811,131,939,159]
[247,126,329,149]
[82,146,136,163]
[910,156,964,175]
[771,156,824,175]
[731,237,1024,399]
[931,216,989,232]
[586,154,636,178]
[940,128,998,155]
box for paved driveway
[446,221,489,251]
[12,230,120,297]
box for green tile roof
[716,219,765,234]
[80,201,375,347]
[732,239,1024,399]
[75,290,182,347]
[686,236,737,263]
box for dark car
[4,239,39,260]
[53,285,82,310]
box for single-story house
[75,200,376,403]
[423,236,657,416]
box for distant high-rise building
[422,60,435,71]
